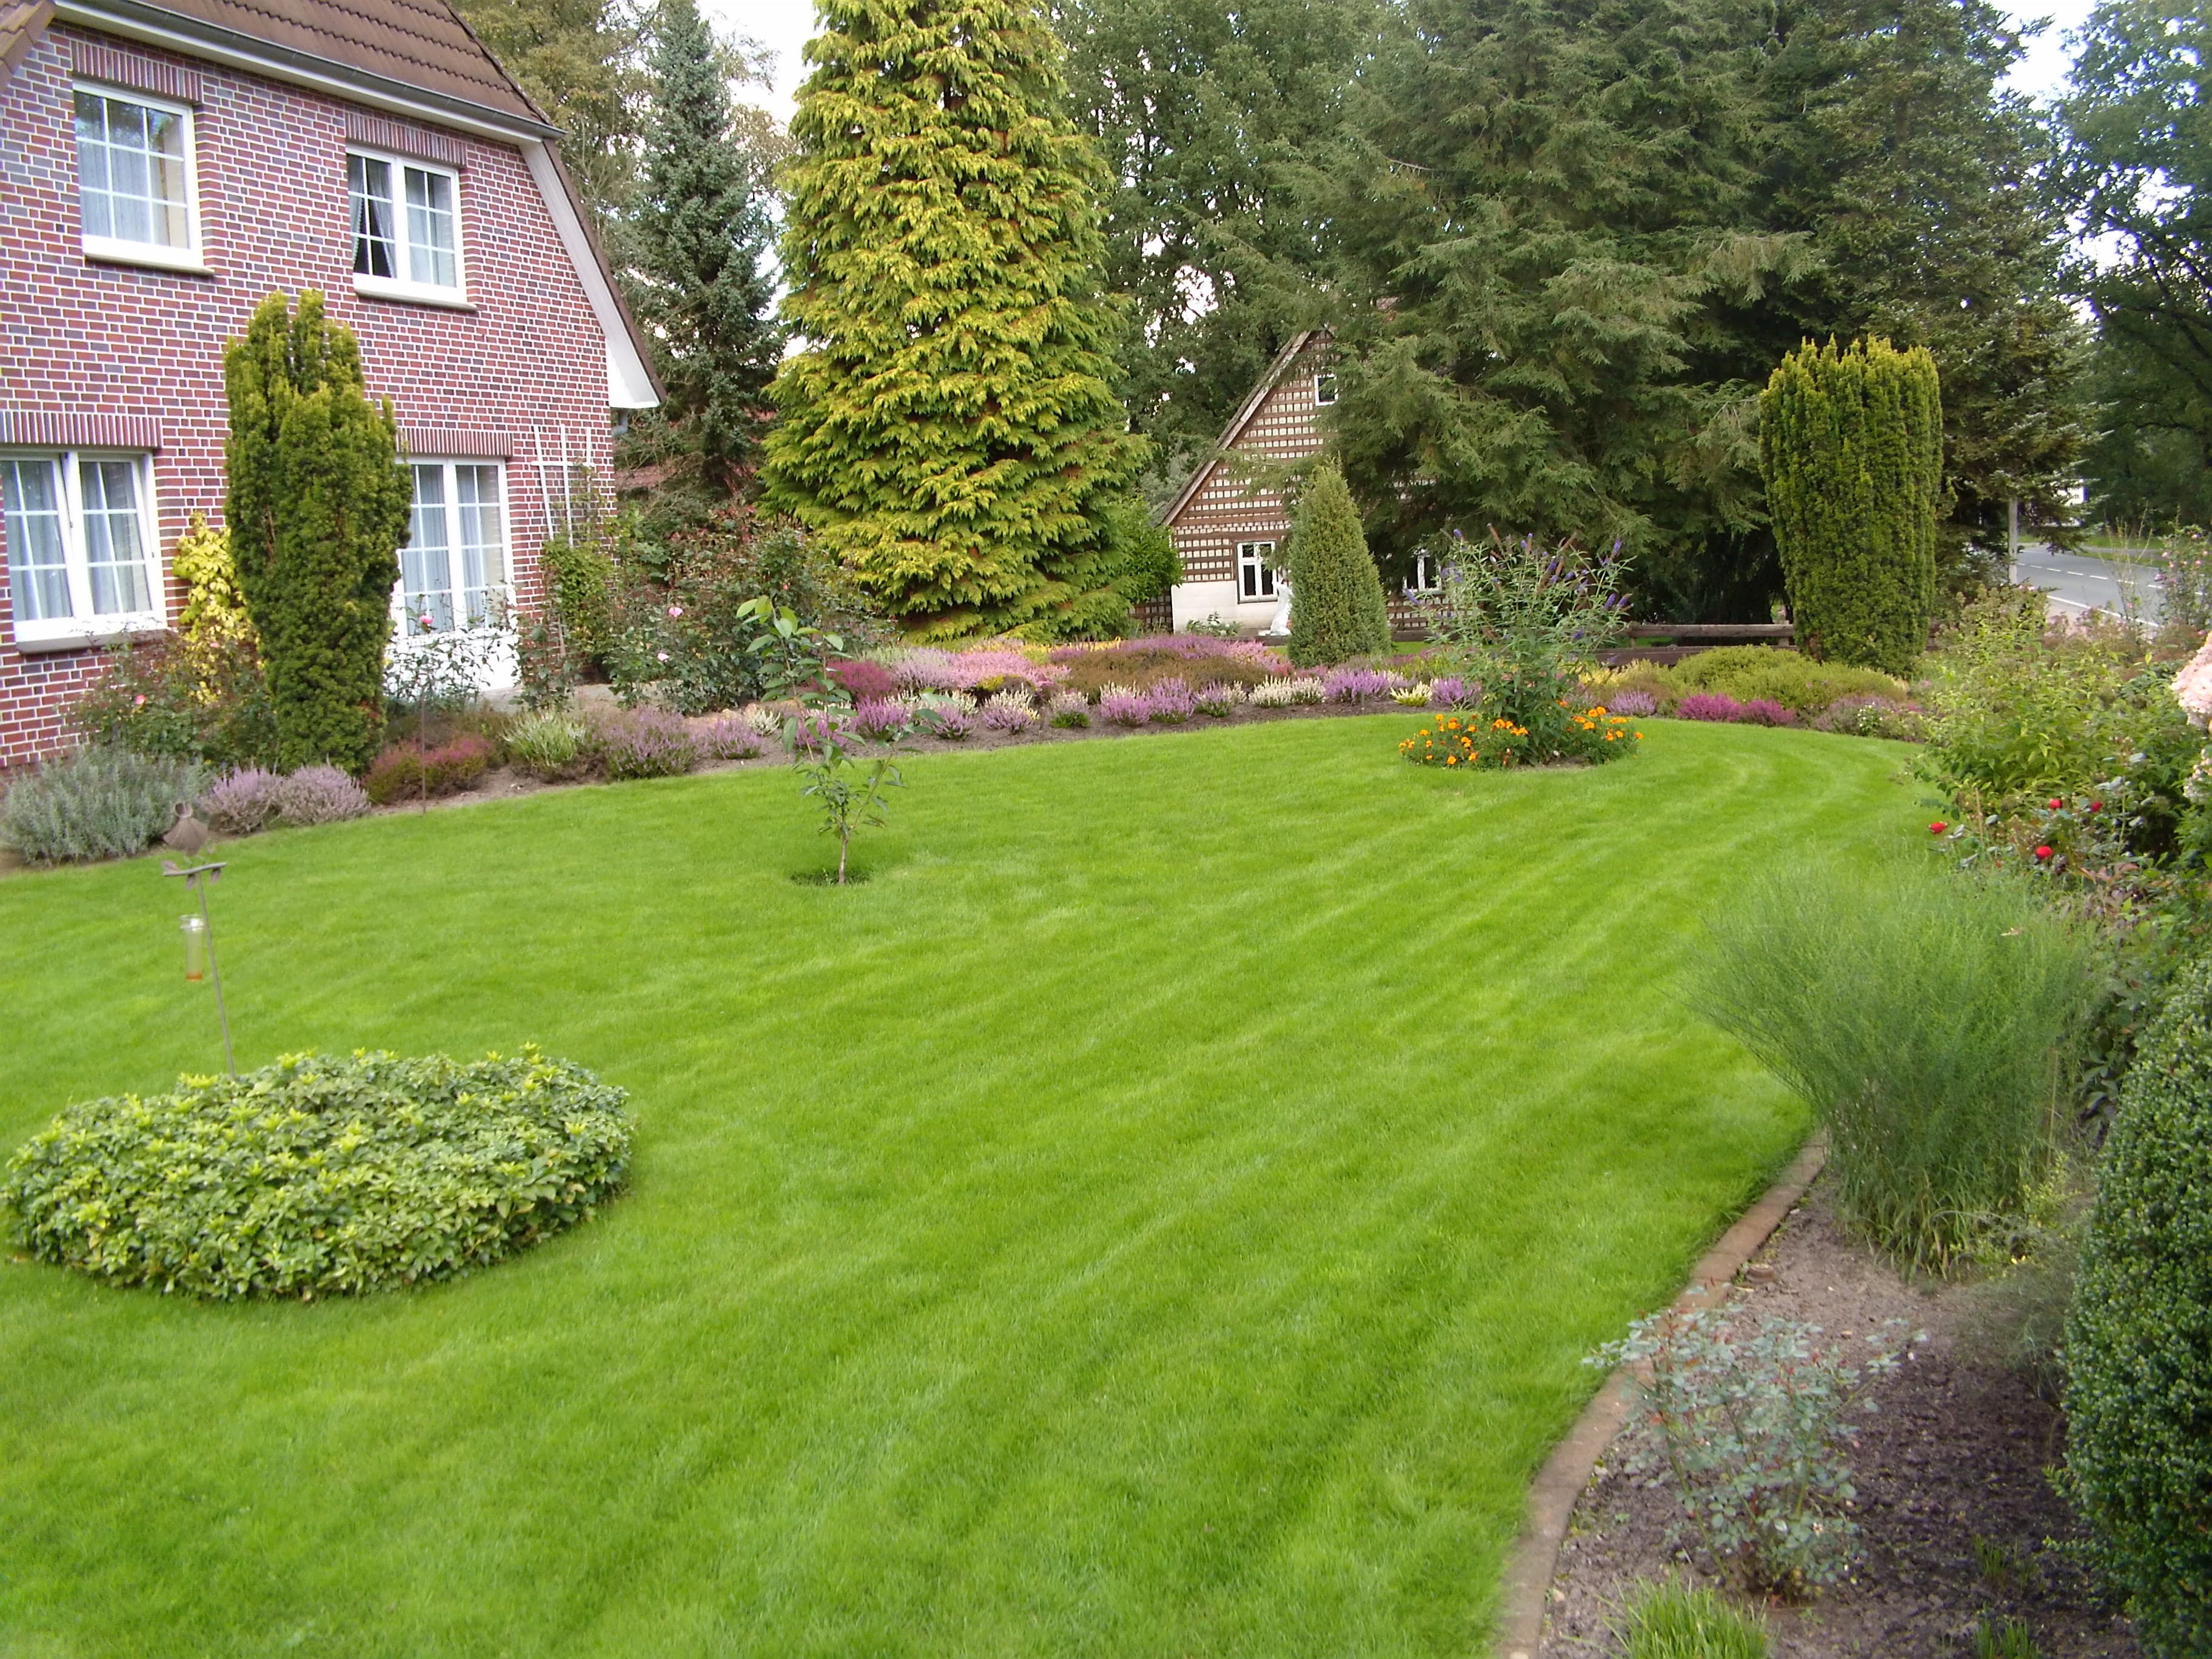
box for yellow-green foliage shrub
[1669,646,1909,716]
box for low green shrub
[1667,646,1908,717]
[1693,864,2100,1273]
[1,1050,631,1299]
[0,745,206,865]
[1614,1580,1769,1658]
[2063,953,2212,1657]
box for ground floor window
[1406,551,1443,594]
[1238,540,1278,602]
[398,460,506,634]
[0,451,161,642]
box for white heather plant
[1193,682,1244,717]
[740,703,785,739]
[1046,691,1090,728]
[1590,1309,1914,1594]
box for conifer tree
[631,0,781,492]
[1759,338,1942,675]
[223,292,412,772]
[1287,460,1390,666]
[762,0,1146,638]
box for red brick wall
[0,24,614,765]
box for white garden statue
[1266,577,1293,640]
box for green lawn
[0,716,1920,1658]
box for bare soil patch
[1539,1178,2137,1658]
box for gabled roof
[0,0,55,81]
[1159,328,1327,528]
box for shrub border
[1492,1135,1829,1658]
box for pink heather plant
[1050,634,1287,673]
[1427,675,1472,708]
[850,699,911,743]
[1736,698,1797,727]
[692,711,766,760]
[597,708,700,779]
[1322,667,1404,703]
[1606,689,1661,718]
[1147,678,1196,723]
[980,695,1037,732]
[923,703,976,740]
[888,643,1067,697]
[1676,692,1746,723]
[1100,690,1152,727]
[201,768,285,834]
[274,765,370,825]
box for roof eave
[1158,328,1322,528]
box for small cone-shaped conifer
[632,0,781,492]
[762,0,1144,637]
[1287,459,1390,666]
[224,292,412,772]
[1760,338,1943,675]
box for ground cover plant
[2,1049,630,1300]
[0,717,1922,1655]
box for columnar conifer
[1287,460,1390,665]
[1759,338,1942,675]
[631,0,781,492]
[223,292,412,771]
[762,0,1145,637]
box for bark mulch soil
[1538,1176,2138,1659]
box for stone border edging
[1492,1134,1830,1659]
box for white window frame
[347,147,470,309]
[1,449,164,649]
[73,82,205,273]
[1237,539,1278,603]
[1313,372,1338,406]
[392,458,511,640]
[1406,551,1443,594]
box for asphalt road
[2012,544,2163,623]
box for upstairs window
[2,452,163,645]
[1238,540,1278,603]
[74,87,200,269]
[349,152,464,303]
[1313,372,1338,406]
[398,461,506,633]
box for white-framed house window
[1313,372,1338,406]
[1,451,163,647]
[349,150,467,306]
[1237,539,1278,603]
[396,460,508,635]
[1406,550,1443,594]
[74,84,203,272]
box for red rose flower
[2034,845,2054,860]
[2048,798,2062,810]
[2090,800,2102,812]
[1930,821,1948,835]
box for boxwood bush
[2,1049,630,1299]
[2065,956,2212,1655]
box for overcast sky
[704,0,2103,124]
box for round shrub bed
[2,1049,631,1300]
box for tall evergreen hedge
[224,292,412,772]
[2064,954,2212,1657]
[1759,338,1942,675]
[1287,460,1390,666]
[762,0,1147,639]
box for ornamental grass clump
[1692,865,2101,1273]
[0,745,206,865]
[1592,1309,1910,1594]
[1614,1580,1769,1659]
[0,1048,631,1299]
[504,709,594,780]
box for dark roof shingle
[141,0,545,124]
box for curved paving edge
[1492,1136,1830,1659]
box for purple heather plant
[1606,689,1661,718]
[980,695,1037,732]
[1426,675,1472,709]
[1736,698,1798,727]
[275,765,370,825]
[1676,692,1748,723]
[595,708,700,779]
[1146,678,1196,724]
[922,703,976,740]
[1323,667,1403,703]
[1099,690,1153,727]
[201,767,285,834]
[850,699,911,743]
[692,711,766,760]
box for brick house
[0,0,657,765]
[1159,329,1430,638]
